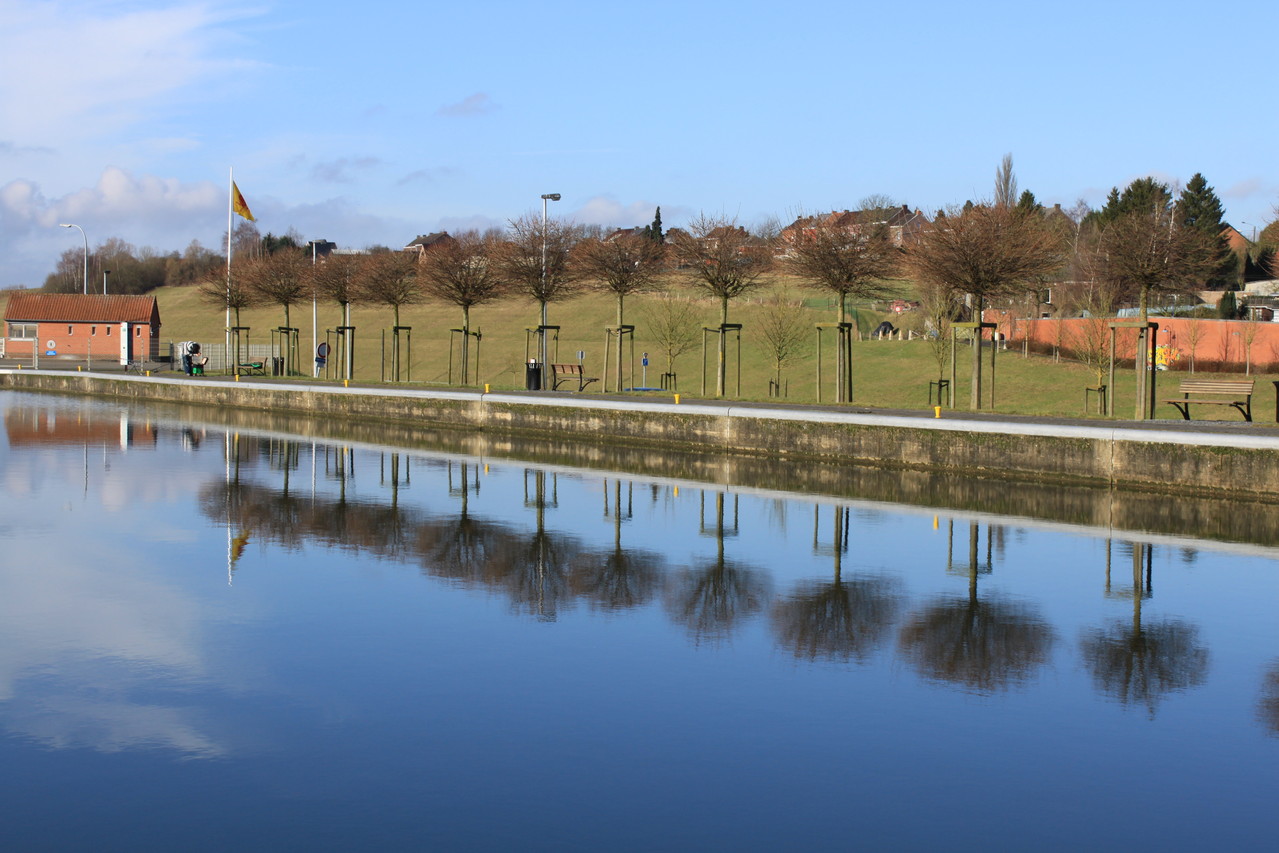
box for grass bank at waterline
[4,369,1279,501]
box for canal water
[1,391,1276,851]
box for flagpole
[226,167,233,367]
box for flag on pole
[232,182,255,221]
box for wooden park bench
[237,360,266,376]
[1162,378,1255,422]
[550,363,598,391]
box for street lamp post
[539,193,561,386]
[59,223,88,294]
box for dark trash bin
[271,357,284,376]
[525,361,542,391]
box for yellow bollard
[343,379,349,388]
[934,406,941,418]
[674,394,681,404]
[234,374,240,382]
[484,384,490,393]
[77,366,82,372]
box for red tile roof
[4,293,160,325]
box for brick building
[3,293,161,363]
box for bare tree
[994,153,1018,209]
[1183,314,1204,373]
[574,232,668,390]
[418,232,507,384]
[1090,194,1217,416]
[783,212,899,401]
[783,213,899,323]
[1241,313,1262,375]
[912,277,958,382]
[359,251,420,328]
[755,289,810,396]
[669,213,774,395]
[1093,201,1217,323]
[198,269,256,329]
[574,232,667,326]
[310,252,363,329]
[905,202,1064,408]
[641,295,703,389]
[498,214,584,379]
[238,249,309,331]
[1058,282,1118,389]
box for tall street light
[59,223,88,294]
[539,193,561,385]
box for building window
[7,323,36,339]
[135,327,141,337]
[67,325,73,335]
[106,326,112,336]
[91,326,97,336]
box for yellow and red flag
[232,181,256,221]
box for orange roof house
[3,293,161,362]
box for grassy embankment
[2,281,1265,422]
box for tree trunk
[718,296,729,397]
[461,303,471,385]
[616,294,625,392]
[971,295,983,410]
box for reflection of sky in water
[1,392,1278,850]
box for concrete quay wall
[4,370,1278,501]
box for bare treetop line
[45,168,1266,330]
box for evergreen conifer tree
[646,207,664,244]
[1177,173,1236,289]
[1218,289,1238,319]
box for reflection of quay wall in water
[5,377,1277,547]
[4,370,1279,506]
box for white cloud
[311,156,383,184]
[0,1,256,148]
[571,195,663,228]
[436,92,499,118]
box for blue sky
[2,0,1276,287]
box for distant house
[781,205,929,249]
[403,232,456,258]
[3,293,161,363]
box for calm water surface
[1,392,1276,851]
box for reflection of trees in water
[201,448,672,620]
[899,520,1055,693]
[498,470,580,622]
[665,491,769,643]
[569,479,662,611]
[772,505,902,662]
[1080,542,1209,716]
[1257,661,1279,736]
